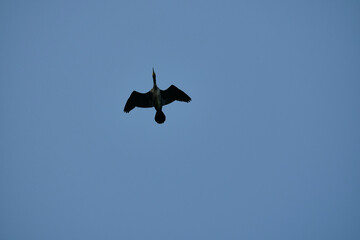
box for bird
[124,68,191,124]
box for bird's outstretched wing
[124,91,153,113]
[161,85,191,106]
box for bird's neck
[153,77,157,89]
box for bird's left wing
[161,85,191,106]
[124,91,153,113]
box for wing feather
[124,91,153,112]
[161,85,191,106]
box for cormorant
[124,68,191,124]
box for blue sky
[1,0,359,239]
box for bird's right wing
[124,91,153,112]
[161,85,191,106]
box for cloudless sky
[1,0,359,239]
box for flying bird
[124,68,191,124]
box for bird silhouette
[124,68,191,124]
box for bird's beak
[152,68,155,77]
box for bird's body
[151,87,162,111]
[124,68,191,124]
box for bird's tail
[155,110,166,124]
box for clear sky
[1,0,359,239]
